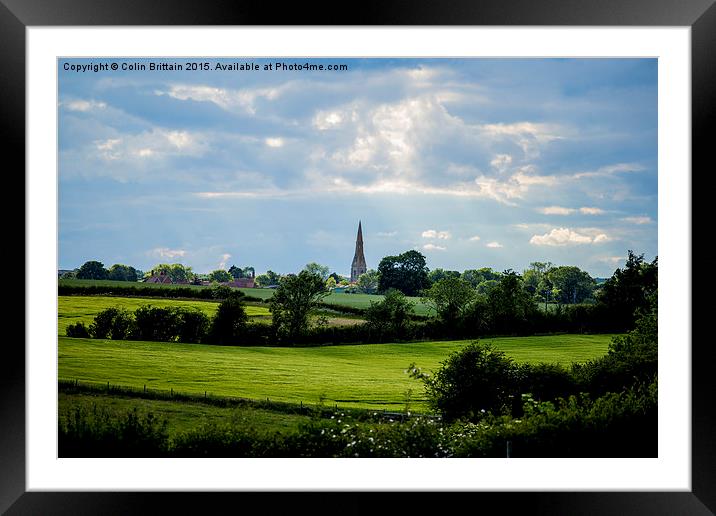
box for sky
[58,58,657,278]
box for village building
[350,221,367,283]
[145,270,173,284]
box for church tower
[350,221,367,283]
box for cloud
[148,247,187,260]
[423,243,446,251]
[473,167,558,205]
[469,235,481,241]
[422,229,451,240]
[572,162,645,179]
[218,253,231,269]
[621,216,652,224]
[377,231,397,237]
[155,83,283,115]
[92,129,207,164]
[265,137,285,148]
[479,122,564,159]
[598,256,625,265]
[490,154,513,172]
[529,227,609,246]
[62,99,107,112]
[538,206,575,215]
[580,207,605,215]
[486,241,503,248]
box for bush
[176,308,210,344]
[58,405,169,457]
[514,362,578,409]
[207,298,249,345]
[132,305,182,342]
[572,300,657,396]
[364,289,414,340]
[411,341,518,422]
[88,308,134,339]
[451,379,657,458]
[66,322,91,338]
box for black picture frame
[4,0,714,514]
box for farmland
[58,333,613,412]
[57,295,271,335]
[58,278,434,315]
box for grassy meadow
[58,334,613,412]
[57,295,271,335]
[58,278,434,314]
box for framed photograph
[6,0,714,513]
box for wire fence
[58,378,440,421]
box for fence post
[144,385,146,393]
[107,381,110,391]
[506,440,512,458]
[171,388,173,397]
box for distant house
[226,277,256,288]
[145,271,173,284]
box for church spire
[350,220,367,283]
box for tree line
[67,250,657,346]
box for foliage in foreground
[58,379,656,458]
[409,293,658,422]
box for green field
[59,392,313,437]
[58,296,271,336]
[58,334,614,411]
[59,278,434,314]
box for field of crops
[58,334,614,411]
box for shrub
[410,341,519,422]
[572,299,657,396]
[513,362,578,414]
[58,405,169,457]
[88,307,134,339]
[176,308,210,343]
[66,321,91,338]
[132,305,182,342]
[451,379,657,458]
[364,289,414,341]
[207,298,249,345]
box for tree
[76,260,109,280]
[522,262,553,294]
[547,266,595,304]
[326,276,337,289]
[255,270,281,287]
[229,265,256,279]
[364,289,414,337]
[523,262,554,308]
[422,276,476,323]
[304,262,330,281]
[427,268,461,285]
[328,272,344,284]
[269,270,328,342]
[377,250,430,296]
[486,270,537,333]
[207,297,249,345]
[147,263,194,283]
[461,268,501,288]
[108,264,140,282]
[356,269,380,294]
[475,279,500,295]
[209,269,232,283]
[596,251,658,329]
